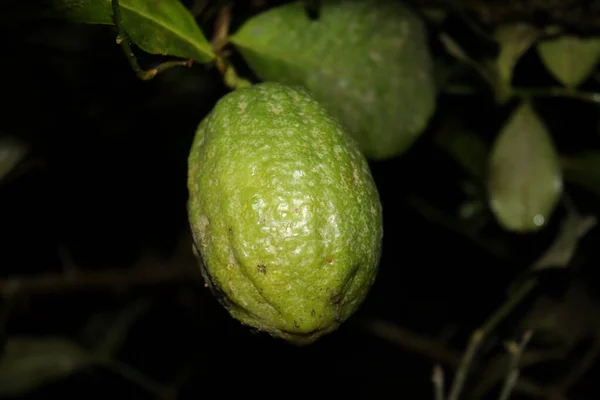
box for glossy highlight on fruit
[187,82,383,344]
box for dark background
[1,1,600,398]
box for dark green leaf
[493,24,540,87]
[0,337,93,396]
[230,0,437,160]
[52,0,215,63]
[487,101,563,232]
[490,23,540,103]
[537,35,600,88]
[435,127,489,180]
[561,152,600,197]
[0,136,28,184]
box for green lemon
[187,82,383,345]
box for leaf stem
[498,330,533,400]
[359,317,565,399]
[102,358,170,397]
[445,82,600,104]
[211,3,252,90]
[481,279,538,336]
[513,87,600,104]
[432,364,445,400]
[448,329,484,400]
[111,0,193,80]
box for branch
[0,266,201,296]
[359,317,567,399]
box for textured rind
[229,0,436,160]
[187,82,383,344]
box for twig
[406,194,511,259]
[448,330,484,400]
[512,87,600,104]
[481,279,538,336]
[102,358,171,398]
[211,2,233,54]
[360,317,565,398]
[360,319,565,400]
[0,266,201,296]
[360,318,462,367]
[445,279,537,398]
[552,337,600,393]
[210,3,252,90]
[111,0,193,80]
[433,364,445,400]
[438,32,496,89]
[472,347,566,399]
[498,330,533,400]
[444,84,600,105]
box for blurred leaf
[561,152,600,197]
[439,32,470,64]
[507,197,596,298]
[81,299,151,356]
[229,0,437,160]
[492,24,540,102]
[421,7,448,25]
[519,280,600,350]
[51,0,215,64]
[0,136,28,184]
[435,126,489,180]
[537,35,600,88]
[487,101,563,232]
[0,337,93,396]
[407,194,510,259]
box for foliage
[2,0,600,399]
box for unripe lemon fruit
[187,82,383,344]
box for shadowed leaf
[0,337,93,396]
[230,0,436,160]
[435,126,489,180]
[561,152,600,197]
[491,23,540,103]
[487,101,563,232]
[494,24,539,86]
[0,136,28,184]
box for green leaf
[492,24,540,102]
[229,0,437,160]
[52,0,215,64]
[435,126,489,180]
[561,151,600,197]
[537,35,600,88]
[0,337,93,396]
[487,101,563,232]
[0,136,28,184]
